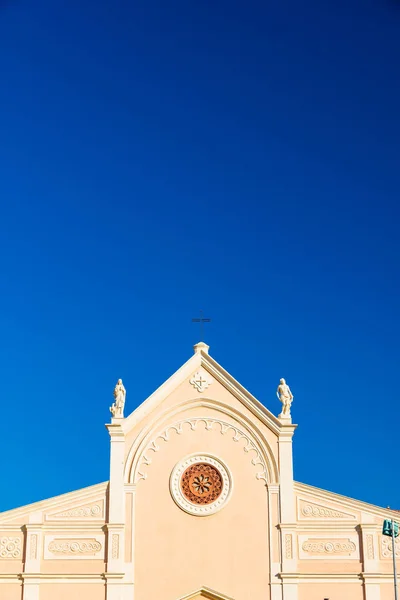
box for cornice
[105,423,125,438]
[27,523,107,532]
[280,572,363,581]
[278,522,360,532]
[0,524,24,532]
[104,523,125,531]
[3,573,115,582]
[357,523,381,532]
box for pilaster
[21,512,44,600]
[277,421,298,600]
[106,419,128,598]
[359,524,381,600]
[277,422,296,523]
[268,484,282,600]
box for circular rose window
[170,454,232,516]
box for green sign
[383,519,399,538]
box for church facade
[0,343,397,600]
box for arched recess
[124,398,279,485]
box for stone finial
[193,342,210,355]
[110,378,126,419]
[277,378,293,420]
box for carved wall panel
[366,534,375,560]
[43,534,105,559]
[298,535,359,559]
[381,536,400,559]
[29,534,38,560]
[112,534,119,559]
[0,536,22,559]
[285,534,293,559]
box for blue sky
[0,0,399,512]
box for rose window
[180,463,223,505]
[170,454,232,516]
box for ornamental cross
[189,371,212,393]
[191,310,211,341]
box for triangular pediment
[0,482,108,524]
[295,481,400,522]
[178,587,234,600]
[122,342,283,436]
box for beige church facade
[0,342,398,600]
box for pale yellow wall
[39,583,105,600]
[134,414,270,600]
[298,583,364,600]
[381,583,397,599]
[0,583,22,599]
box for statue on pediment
[110,379,126,418]
[277,378,293,418]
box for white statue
[277,378,293,418]
[110,379,126,418]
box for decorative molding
[366,534,374,560]
[135,417,268,484]
[29,534,38,560]
[189,371,212,393]
[298,535,358,560]
[285,534,293,559]
[299,499,356,520]
[48,539,102,556]
[381,536,400,558]
[170,454,232,516]
[111,534,119,559]
[0,536,22,559]
[44,535,104,560]
[46,501,104,521]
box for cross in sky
[192,310,211,342]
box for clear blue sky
[0,0,399,512]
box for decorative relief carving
[0,537,22,559]
[181,463,223,505]
[366,534,374,560]
[48,538,102,556]
[112,534,119,559]
[136,418,268,484]
[302,539,356,555]
[285,534,293,559]
[381,537,400,558]
[47,501,103,520]
[170,455,232,516]
[299,500,355,520]
[29,534,38,560]
[189,371,212,393]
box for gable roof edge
[122,352,201,432]
[295,480,399,520]
[0,481,109,522]
[201,352,284,434]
